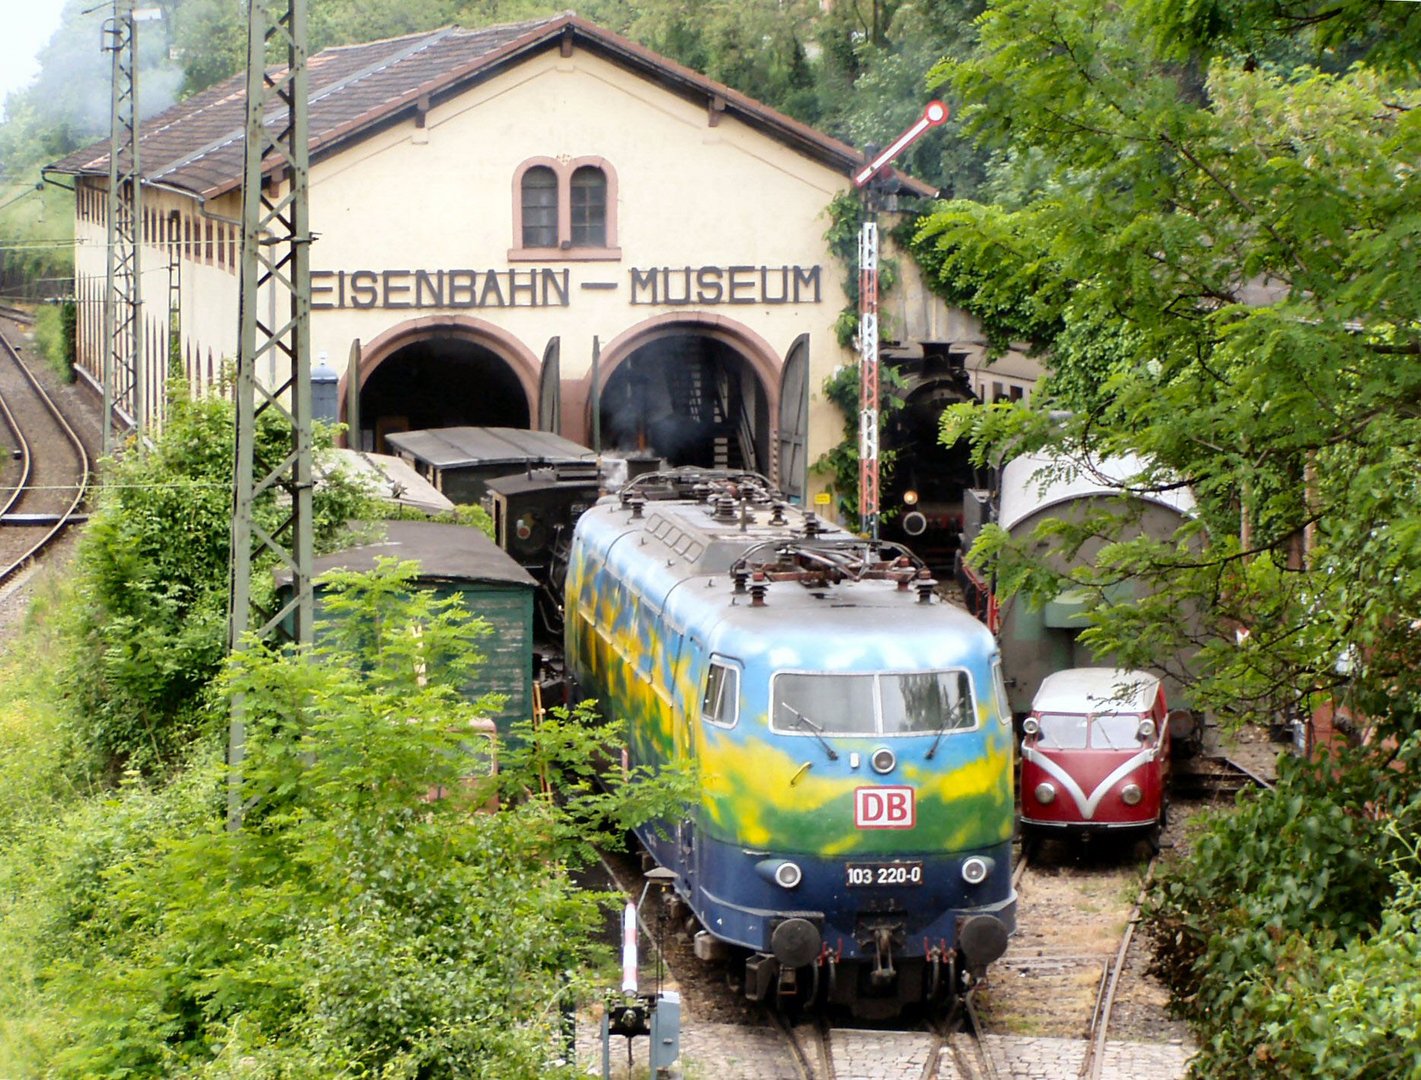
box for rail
[1079,856,1159,1080]
[0,328,91,588]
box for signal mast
[851,100,949,539]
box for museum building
[49,12,1034,506]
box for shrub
[7,562,688,1078]
[54,386,380,778]
[1146,740,1421,1077]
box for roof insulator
[750,573,769,607]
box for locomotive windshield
[772,671,974,736]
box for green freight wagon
[283,519,538,734]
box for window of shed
[521,166,558,248]
[571,166,607,247]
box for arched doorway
[347,318,539,452]
[592,318,780,478]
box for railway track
[967,840,1166,1077]
[583,756,1275,1078]
[768,1010,971,1079]
[0,326,91,588]
[1172,754,1275,799]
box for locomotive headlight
[1138,719,1156,740]
[1034,782,1056,805]
[961,856,993,885]
[755,859,803,889]
[1022,717,1040,737]
[903,489,919,506]
[902,510,928,537]
[870,747,896,774]
[1121,783,1143,805]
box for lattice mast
[101,0,145,454]
[227,0,314,822]
[851,101,949,540]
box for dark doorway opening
[597,334,768,474]
[358,337,529,452]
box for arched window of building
[570,165,607,247]
[520,165,558,248]
[511,157,619,260]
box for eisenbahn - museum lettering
[310,264,823,309]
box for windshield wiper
[782,705,839,761]
[926,697,971,760]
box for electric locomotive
[564,468,1016,1018]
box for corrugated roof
[48,13,935,200]
[386,426,596,470]
[305,520,536,587]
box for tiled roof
[47,13,935,200]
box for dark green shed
[297,520,538,733]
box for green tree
[56,384,379,778]
[912,1,1421,1069]
[915,0,1421,737]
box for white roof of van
[1032,667,1161,714]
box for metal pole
[850,102,949,539]
[591,335,601,454]
[102,0,140,455]
[228,0,313,827]
[858,217,879,539]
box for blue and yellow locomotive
[565,469,1016,1018]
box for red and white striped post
[851,100,949,539]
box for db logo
[855,786,916,829]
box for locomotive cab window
[701,660,739,728]
[772,671,976,736]
[991,658,1012,724]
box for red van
[1019,668,1170,850]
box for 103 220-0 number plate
[845,861,924,887]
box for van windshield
[1090,713,1148,749]
[1034,712,1145,750]
[1034,712,1089,749]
